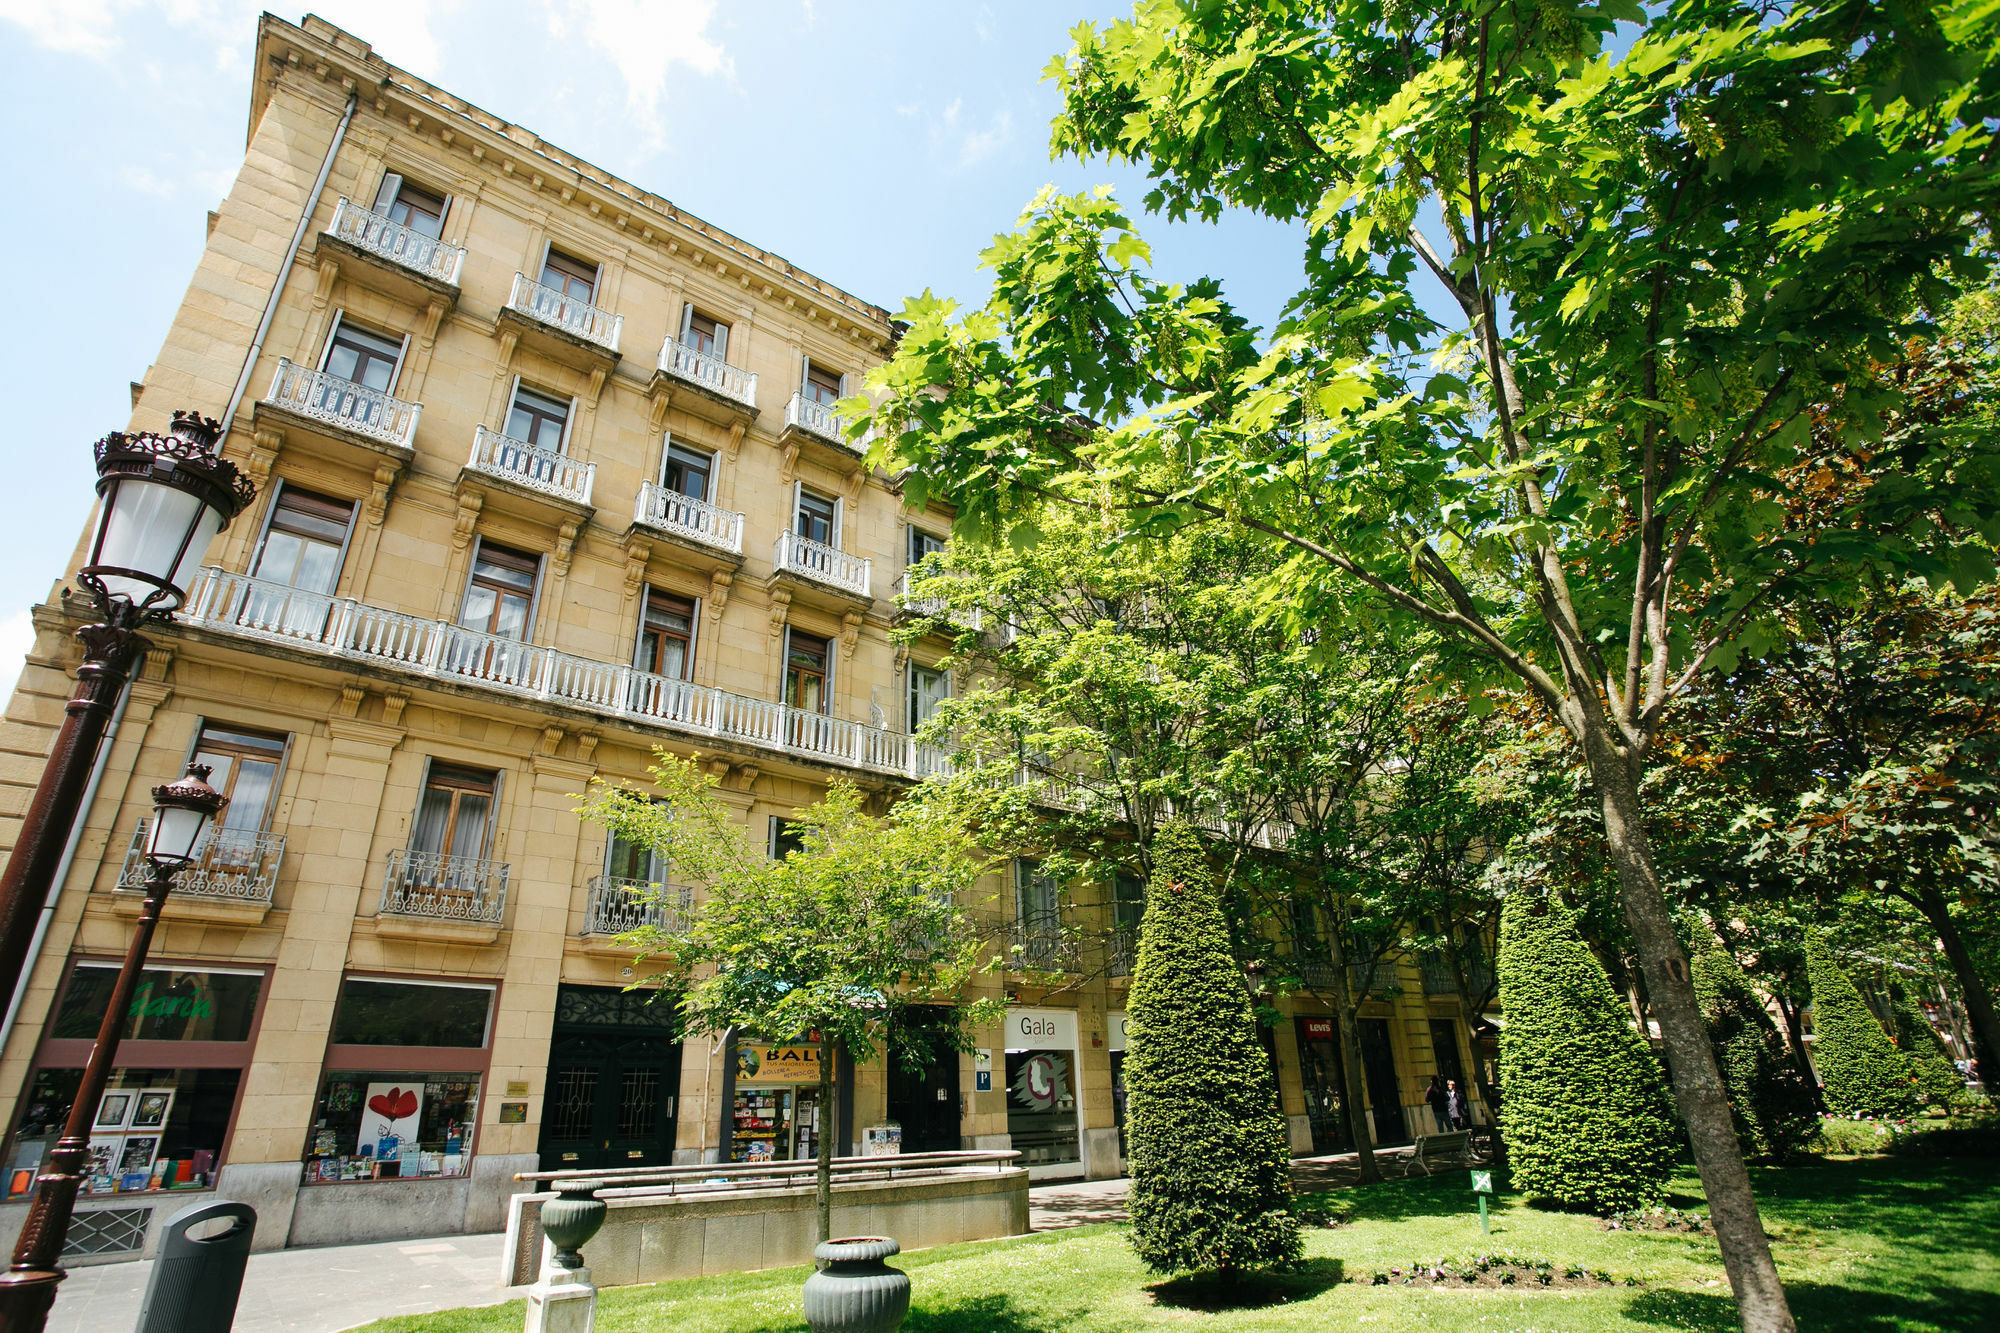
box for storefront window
[330,979,493,1047]
[7,1067,241,1198]
[730,1042,828,1163]
[51,964,263,1043]
[1003,1008,1080,1170]
[304,1074,478,1182]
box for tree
[1125,821,1300,1275]
[1496,890,1680,1214]
[581,755,998,1241]
[1690,949,1819,1161]
[856,6,2000,1325]
[1804,931,1920,1120]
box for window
[768,817,807,860]
[634,589,695,681]
[190,724,287,835]
[607,803,667,884]
[1016,859,1059,925]
[505,384,571,452]
[680,306,729,359]
[51,963,264,1044]
[1113,872,1146,935]
[330,979,493,1048]
[321,318,403,393]
[783,630,830,716]
[661,441,714,502]
[459,542,538,641]
[372,173,448,239]
[252,486,353,595]
[908,664,948,733]
[908,526,947,568]
[802,359,842,407]
[410,764,497,863]
[540,247,598,303]
[795,488,838,545]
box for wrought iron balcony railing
[1108,926,1138,978]
[1008,913,1076,972]
[327,196,466,284]
[264,359,421,449]
[506,272,622,353]
[117,820,284,906]
[657,335,757,407]
[585,875,692,937]
[784,392,848,446]
[634,481,743,555]
[773,532,870,598]
[469,425,596,506]
[893,571,982,630]
[380,848,509,924]
[1421,956,1457,995]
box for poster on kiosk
[1003,1008,1084,1180]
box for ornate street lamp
[0,765,226,1328]
[0,412,254,1029]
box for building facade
[0,15,1491,1261]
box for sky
[0,0,1309,700]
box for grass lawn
[359,1154,2000,1333]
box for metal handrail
[117,819,284,905]
[515,1149,1022,1197]
[507,271,623,352]
[380,848,509,924]
[264,359,421,448]
[585,875,691,935]
[634,481,744,554]
[327,196,466,284]
[469,425,596,506]
[784,391,848,445]
[773,531,870,598]
[657,335,757,407]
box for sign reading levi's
[736,1043,823,1083]
[1300,1018,1335,1041]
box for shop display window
[304,1073,478,1183]
[6,1067,241,1199]
[1003,1050,1079,1166]
[51,964,263,1043]
[729,1087,824,1163]
[330,978,493,1047]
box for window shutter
[839,372,851,399]
[316,311,346,372]
[391,331,413,395]
[800,354,811,394]
[536,239,552,282]
[713,321,728,363]
[679,302,694,345]
[589,261,603,303]
[371,172,403,213]
[504,374,523,424]
[437,192,453,229]
[832,496,845,548]
[685,598,701,680]
[791,481,803,537]
[560,396,579,453]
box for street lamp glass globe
[81,412,254,614]
[145,763,227,865]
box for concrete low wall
[503,1166,1031,1287]
[0,1190,221,1265]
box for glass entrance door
[1296,1021,1353,1154]
[537,1032,680,1171]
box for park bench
[1404,1129,1472,1176]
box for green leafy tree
[1497,889,1680,1213]
[581,755,998,1240]
[1690,949,1819,1161]
[1805,931,1920,1120]
[857,5,2000,1325]
[1126,822,1300,1275]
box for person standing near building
[1424,1075,1450,1132]
[1446,1079,1467,1131]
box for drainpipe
[217,90,359,442]
[0,681,132,1053]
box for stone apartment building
[0,14,1492,1260]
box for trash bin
[135,1200,257,1333]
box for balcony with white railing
[633,481,743,556]
[657,336,757,410]
[182,566,953,783]
[505,272,622,354]
[326,196,466,286]
[467,426,595,508]
[263,359,422,450]
[783,392,849,447]
[893,571,982,630]
[380,848,509,925]
[117,820,284,907]
[584,876,692,937]
[773,532,870,600]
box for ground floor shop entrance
[884,1008,963,1155]
[1295,1016,1354,1154]
[1359,1017,1408,1145]
[1003,1007,1083,1179]
[537,985,682,1172]
[728,1040,832,1163]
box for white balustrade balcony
[264,359,422,449]
[658,336,757,408]
[585,876,692,936]
[634,481,743,555]
[893,571,982,630]
[784,392,849,446]
[773,532,870,599]
[507,272,622,353]
[327,196,465,285]
[117,820,285,906]
[381,848,509,924]
[468,426,596,507]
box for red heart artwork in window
[367,1088,419,1120]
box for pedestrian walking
[1424,1075,1450,1132]
[1446,1079,1467,1131]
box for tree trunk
[816,1041,835,1245]
[1444,933,1503,1160]
[1580,727,1797,1333]
[1322,927,1382,1183]
[1912,882,2000,1084]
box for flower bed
[1603,1205,1709,1232]
[1369,1255,1638,1289]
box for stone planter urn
[539,1181,608,1272]
[802,1236,911,1333]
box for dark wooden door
[1359,1018,1408,1145]
[884,1011,962,1154]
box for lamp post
[0,763,227,1330]
[0,411,253,1028]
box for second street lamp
[0,763,228,1331]
[0,411,254,1028]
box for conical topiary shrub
[1496,892,1679,1213]
[1690,948,1818,1161]
[1884,977,1964,1108]
[1805,932,1919,1118]
[1125,821,1300,1275]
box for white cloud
[0,0,131,56]
[959,110,1012,167]
[0,611,35,708]
[0,2,449,80]
[542,0,731,146]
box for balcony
[321,196,465,298]
[1009,913,1077,972]
[380,848,509,930]
[261,359,421,453]
[778,392,863,476]
[632,481,743,559]
[584,875,692,938]
[501,272,622,363]
[893,571,981,632]
[1107,926,1138,978]
[465,425,595,512]
[772,532,870,601]
[654,336,757,426]
[116,820,283,918]
[182,566,953,783]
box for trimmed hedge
[1690,948,1818,1161]
[1125,822,1301,1274]
[1496,892,1679,1213]
[1806,932,1920,1119]
[1885,977,1965,1107]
